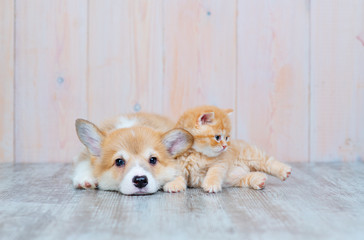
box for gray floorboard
[0,162,363,240]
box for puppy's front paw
[73,176,98,189]
[278,165,292,181]
[202,178,222,193]
[163,180,186,193]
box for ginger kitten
[163,106,292,193]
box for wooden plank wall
[0,0,363,163]
[15,0,87,162]
[163,0,237,132]
[236,1,310,162]
[0,0,14,162]
[310,0,364,162]
[88,0,165,124]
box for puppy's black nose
[132,175,148,188]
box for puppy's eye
[215,135,221,141]
[149,157,157,165]
[115,158,125,167]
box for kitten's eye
[215,135,221,141]
[149,157,157,165]
[115,158,125,167]
[226,136,230,141]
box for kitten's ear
[75,119,105,157]
[198,112,215,125]
[225,109,234,116]
[162,129,194,158]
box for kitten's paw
[73,176,98,189]
[203,184,222,193]
[278,166,292,181]
[250,172,267,190]
[202,179,222,193]
[163,180,186,193]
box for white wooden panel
[310,0,364,162]
[163,0,237,131]
[15,0,87,162]
[2,0,362,163]
[88,0,164,124]
[0,0,14,162]
[237,0,310,162]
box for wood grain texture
[0,0,363,163]
[0,0,14,162]
[0,162,364,239]
[88,0,164,124]
[236,0,310,162]
[310,0,364,162]
[163,0,237,133]
[15,0,87,162]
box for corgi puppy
[73,113,193,195]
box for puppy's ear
[198,112,215,125]
[75,119,105,157]
[162,129,194,158]
[225,108,233,117]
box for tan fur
[77,113,175,168]
[73,113,193,195]
[92,127,176,181]
[176,106,232,154]
[99,112,174,133]
[164,106,292,193]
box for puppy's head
[76,119,193,195]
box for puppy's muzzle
[132,175,148,188]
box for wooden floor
[0,162,363,240]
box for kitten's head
[176,106,233,157]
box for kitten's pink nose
[222,145,227,149]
